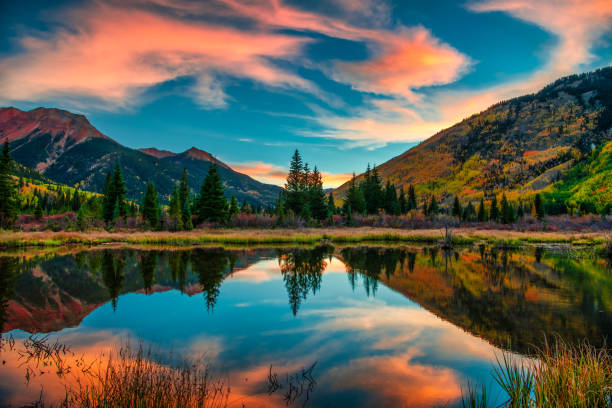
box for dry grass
[462,338,612,408]
[0,227,607,248]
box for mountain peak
[180,147,230,169]
[138,147,176,159]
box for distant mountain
[0,107,282,205]
[335,67,612,208]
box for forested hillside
[335,67,612,213]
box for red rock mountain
[138,147,176,159]
[0,107,113,172]
[0,106,282,205]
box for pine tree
[196,164,228,223]
[102,171,115,223]
[327,192,336,215]
[141,183,160,229]
[308,166,328,221]
[285,149,305,215]
[534,193,545,220]
[179,169,191,228]
[477,196,486,222]
[363,165,382,214]
[489,195,499,222]
[76,206,87,231]
[383,181,399,215]
[229,195,239,216]
[452,196,462,218]
[427,195,439,216]
[463,202,476,221]
[168,186,183,230]
[500,194,514,224]
[0,140,18,229]
[112,163,127,217]
[398,188,407,214]
[407,185,417,211]
[344,173,365,214]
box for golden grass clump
[462,338,611,408]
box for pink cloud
[0,0,470,113]
[334,27,471,98]
[0,2,312,109]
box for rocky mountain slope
[0,107,281,205]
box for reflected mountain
[1,248,272,332]
[2,246,611,353]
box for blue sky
[1,0,612,186]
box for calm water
[0,245,611,407]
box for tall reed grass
[462,338,611,408]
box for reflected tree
[278,246,332,315]
[139,251,158,294]
[0,256,19,334]
[101,250,126,311]
[191,249,232,311]
[169,251,190,293]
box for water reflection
[0,245,611,407]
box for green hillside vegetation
[335,66,612,215]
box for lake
[1,244,611,407]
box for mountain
[334,67,612,209]
[0,107,282,205]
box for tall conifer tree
[0,140,18,228]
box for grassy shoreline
[0,227,607,248]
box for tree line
[0,140,605,231]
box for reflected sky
[1,246,610,407]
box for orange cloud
[0,0,470,114]
[231,160,352,188]
[0,2,312,109]
[334,27,471,98]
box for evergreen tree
[383,181,399,215]
[407,185,417,211]
[179,169,191,228]
[0,140,18,229]
[363,165,383,214]
[76,207,87,231]
[427,195,439,216]
[308,166,328,221]
[112,163,127,217]
[452,196,462,218]
[534,193,545,220]
[327,192,336,216]
[195,164,228,223]
[229,195,239,216]
[285,149,305,215]
[275,191,286,224]
[463,202,476,221]
[168,186,183,230]
[398,188,407,214]
[477,196,486,222]
[517,202,525,219]
[141,183,160,229]
[489,195,499,222]
[344,173,365,214]
[500,194,514,224]
[182,199,193,230]
[102,170,116,223]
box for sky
[1,0,612,187]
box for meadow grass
[0,228,606,248]
[462,338,611,408]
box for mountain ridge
[334,66,612,211]
[0,107,281,205]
